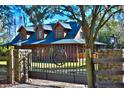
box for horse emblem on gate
[52,48,67,66]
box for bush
[0,46,9,56]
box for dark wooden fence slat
[94,57,124,64]
[94,50,124,88]
[96,82,124,88]
[95,70,124,75]
[0,56,8,61]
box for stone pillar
[13,49,32,83]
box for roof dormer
[35,26,44,40]
[18,26,27,40]
[18,26,35,40]
[43,25,53,39]
[35,25,53,40]
[54,22,72,39]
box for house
[5,21,106,62]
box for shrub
[0,46,9,56]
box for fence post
[7,49,15,84]
[14,49,20,82]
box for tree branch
[97,6,118,30]
[61,5,82,24]
[90,6,100,35]
[93,8,122,42]
[78,5,90,44]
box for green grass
[0,61,7,65]
[32,61,86,69]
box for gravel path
[6,79,87,88]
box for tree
[0,5,16,44]
[20,5,56,26]
[98,19,124,48]
[111,21,124,48]
[98,20,118,48]
[55,5,123,87]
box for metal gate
[0,51,9,83]
[0,62,7,83]
[28,44,87,84]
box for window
[20,31,26,40]
[80,32,84,38]
[38,30,42,39]
[56,28,63,38]
[37,28,42,40]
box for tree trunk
[86,48,95,88]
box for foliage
[0,46,11,56]
[98,19,124,48]
[20,5,56,26]
[0,47,8,56]
[115,22,124,48]
[0,5,17,43]
[32,61,86,69]
[55,6,123,48]
[0,61,7,65]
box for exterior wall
[75,27,82,39]
[36,27,45,40]
[19,27,27,40]
[18,43,106,62]
[21,44,86,62]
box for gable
[54,23,65,38]
[59,22,72,30]
[19,27,27,40]
[18,26,34,40]
[75,27,84,39]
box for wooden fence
[0,50,13,83]
[94,49,124,88]
[0,63,7,83]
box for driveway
[7,79,87,88]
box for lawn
[31,61,86,69]
[0,61,7,65]
[0,60,86,69]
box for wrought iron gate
[28,44,87,84]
